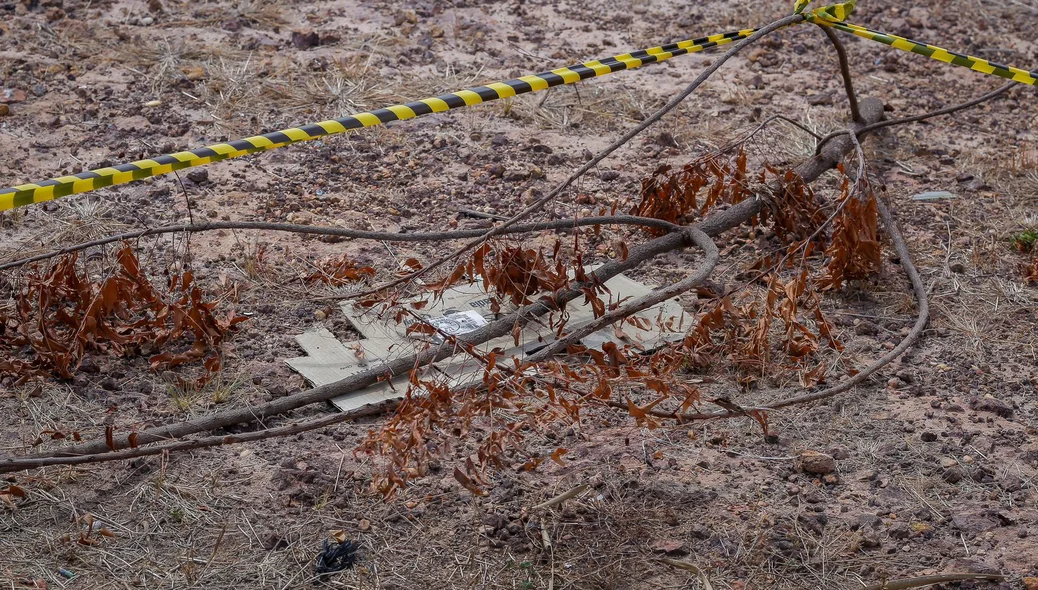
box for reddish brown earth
[1,0,1037,588]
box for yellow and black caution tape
[797,0,1035,84]
[0,27,757,212]
[810,18,1038,85]
[0,0,1034,214]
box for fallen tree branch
[5,219,711,463]
[0,216,681,272]
[3,97,884,470]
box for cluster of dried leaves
[359,149,884,497]
[634,150,754,234]
[0,244,246,387]
[307,253,376,285]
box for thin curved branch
[659,186,928,422]
[0,216,681,272]
[819,26,862,122]
[814,82,1016,154]
[350,14,807,301]
[524,228,719,364]
[0,401,398,472]
[716,114,823,155]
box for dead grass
[3,0,1038,588]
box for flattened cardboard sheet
[286,271,689,412]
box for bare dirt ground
[2,0,1038,588]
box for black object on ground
[314,538,360,578]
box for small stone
[861,533,881,548]
[799,451,837,475]
[888,523,911,540]
[970,394,1013,418]
[942,466,965,484]
[939,457,956,468]
[314,309,327,320]
[180,65,205,81]
[651,539,689,556]
[806,91,834,105]
[920,432,938,442]
[186,168,209,184]
[483,513,507,531]
[0,104,9,117]
[895,369,914,384]
[599,169,620,181]
[486,163,506,178]
[292,31,320,49]
[1023,577,1038,590]
[855,514,881,530]
[653,132,678,147]
[141,15,154,25]
[0,88,27,103]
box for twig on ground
[657,558,714,590]
[814,82,1016,154]
[0,216,681,271]
[818,26,861,123]
[531,484,589,511]
[0,401,398,472]
[860,573,1005,590]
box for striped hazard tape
[810,18,1038,85]
[0,27,756,213]
[0,0,1034,214]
